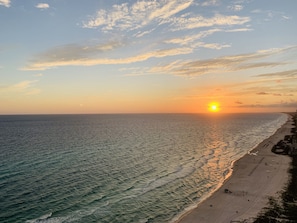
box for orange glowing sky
[1,0,297,114]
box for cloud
[164,29,221,45]
[192,42,230,50]
[1,80,40,95]
[150,46,293,76]
[0,0,10,7]
[36,3,50,9]
[63,0,252,75]
[22,47,193,70]
[133,28,156,38]
[83,0,250,33]
[22,40,125,70]
[12,80,38,91]
[84,0,193,31]
[236,101,297,108]
[217,71,297,102]
[13,81,34,89]
[256,69,297,78]
[167,14,250,31]
[163,28,251,47]
[34,41,125,62]
[228,4,243,12]
[236,62,287,70]
[282,16,291,20]
[201,0,219,7]
[251,9,291,22]
[256,92,269,95]
[225,28,252,32]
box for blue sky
[1,0,297,114]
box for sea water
[0,113,288,223]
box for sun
[208,102,220,112]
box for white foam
[26,215,67,223]
[141,164,196,194]
[25,204,111,223]
[25,213,52,223]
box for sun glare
[208,102,220,112]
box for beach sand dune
[177,116,294,223]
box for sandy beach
[177,115,294,223]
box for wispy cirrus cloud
[164,29,221,45]
[225,28,252,32]
[255,92,293,97]
[33,41,125,62]
[163,28,250,47]
[256,69,297,78]
[0,0,10,7]
[22,41,125,70]
[235,101,297,108]
[201,0,219,7]
[228,4,243,12]
[0,80,40,95]
[133,28,156,38]
[192,42,231,50]
[150,46,296,76]
[166,14,250,31]
[83,0,193,31]
[83,0,250,33]
[22,46,193,71]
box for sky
[1,0,297,114]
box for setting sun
[208,102,220,112]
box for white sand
[177,115,294,223]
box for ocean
[0,113,288,223]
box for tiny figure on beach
[248,151,258,156]
[224,188,232,193]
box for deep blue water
[0,113,287,223]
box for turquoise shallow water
[0,113,287,223]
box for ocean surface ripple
[0,113,287,223]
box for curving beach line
[177,114,294,223]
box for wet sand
[177,115,294,223]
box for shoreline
[176,114,294,223]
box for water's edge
[172,113,289,223]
